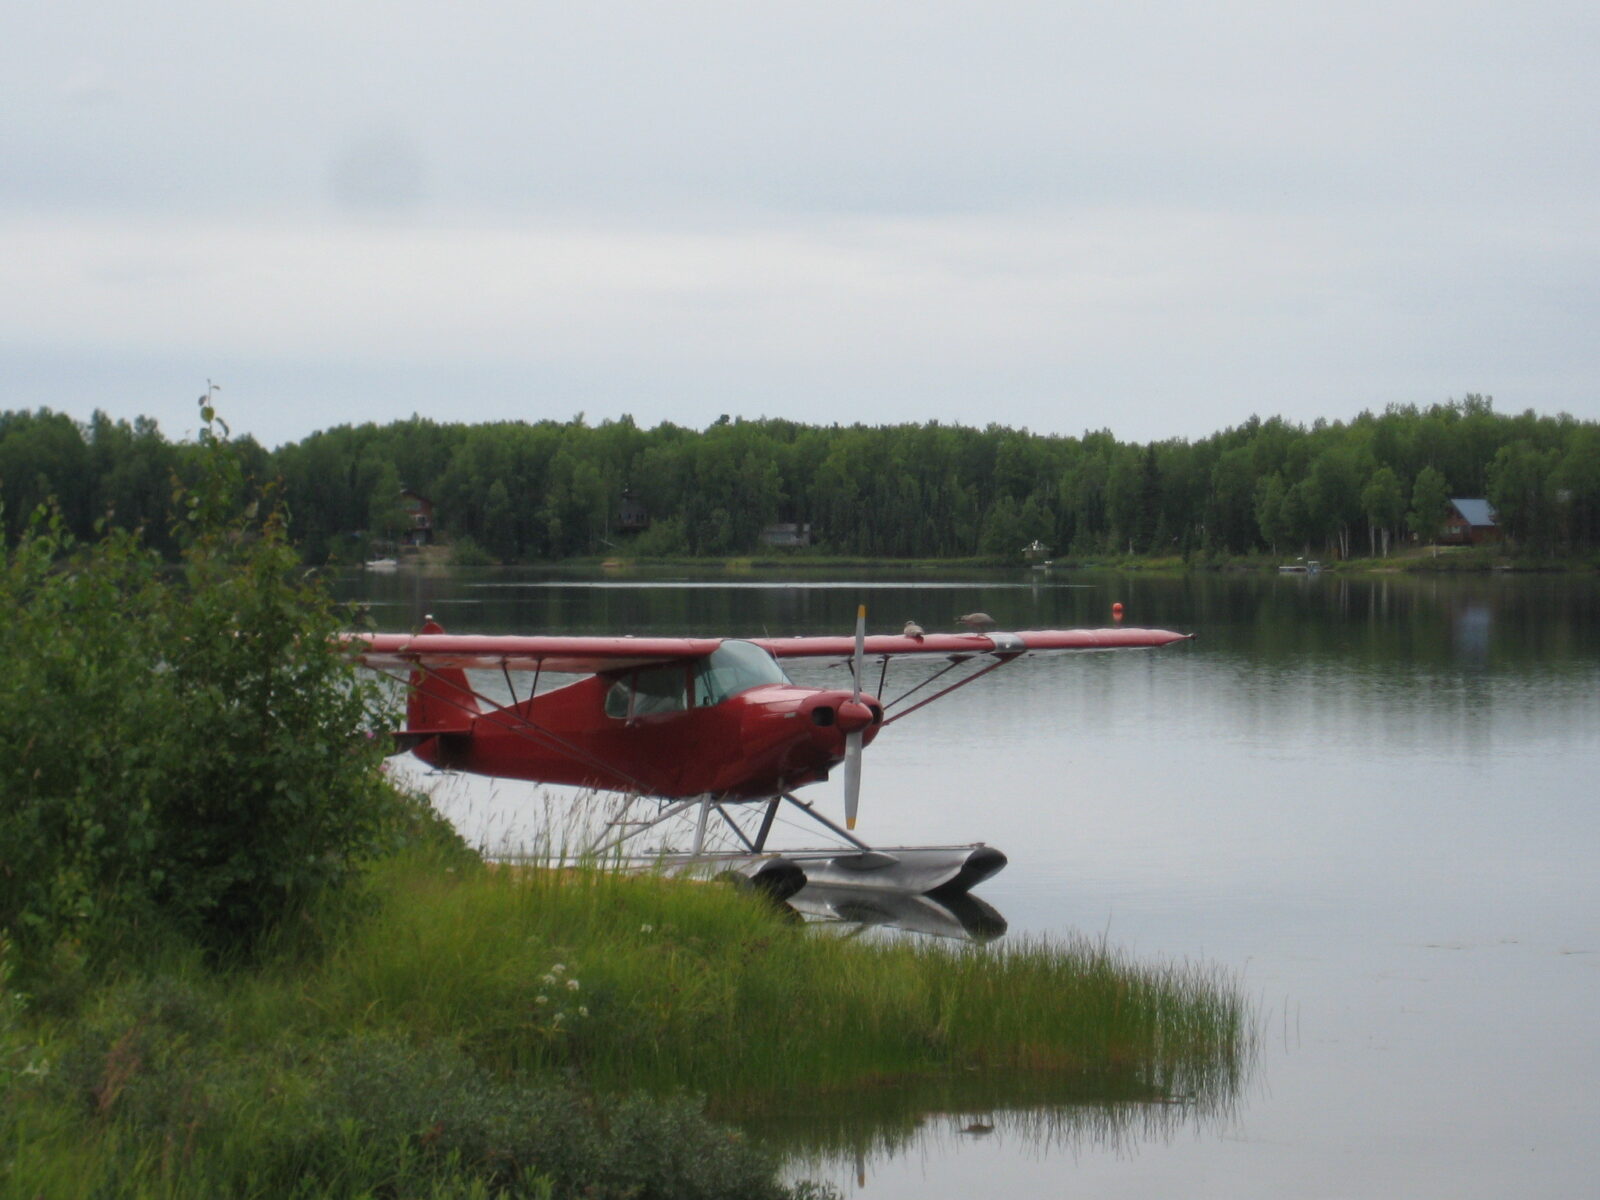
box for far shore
[367,542,1598,576]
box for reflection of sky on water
[350,569,1600,1199]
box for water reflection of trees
[739,1057,1252,1171]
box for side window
[694,666,738,708]
[604,665,687,720]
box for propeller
[844,603,866,830]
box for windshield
[693,640,790,706]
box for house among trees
[617,489,650,532]
[399,489,434,546]
[760,522,813,548]
[1441,498,1499,545]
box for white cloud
[3,3,1597,444]
[0,208,1352,362]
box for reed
[272,853,1251,1107]
[2,852,1248,1197]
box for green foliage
[1360,466,1405,556]
[626,514,691,557]
[9,974,793,1199]
[1407,465,1450,543]
[0,404,403,977]
[1254,472,1289,552]
[448,534,499,566]
[14,392,1600,563]
[1488,440,1557,549]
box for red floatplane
[349,609,1190,898]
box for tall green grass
[1,853,1250,1198]
[268,853,1250,1107]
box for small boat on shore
[364,557,399,572]
[1278,559,1321,574]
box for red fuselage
[414,674,882,799]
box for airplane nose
[800,691,883,737]
[835,698,874,734]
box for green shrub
[0,402,405,977]
[296,1036,789,1199]
[26,994,794,1200]
[447,535,497,566]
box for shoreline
[376,545,1599,576]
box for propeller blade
[844,729,862,830]
[851,604,866,700]
[847,603,866,829]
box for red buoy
[1111,602,1125,621]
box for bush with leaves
[0,403,400,977]
[29,995,797,1200]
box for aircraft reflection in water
[785,883,1007,943]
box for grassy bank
[292,855,1248,1101]
[1,850,1250,1199]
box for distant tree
[1552,427,1600,550]
[1360,466,1405,556]
[1207,447,1258,554]
[1254,472,1290,553]
[979,494,1023,557]
[1282,479,1317,551]
[1407,466,1450,547]
[1487,441,1555,550]
[1308,446,1369,560]
[365,460,407,545]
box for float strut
[780,792,874,851]
[690,795,712,857]
[752,797,781,853]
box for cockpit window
[693,640,790,706]
[604,663,688,720]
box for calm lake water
[338,566,1600,1199]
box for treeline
[0,409,270,559]
[5,396,1600,561]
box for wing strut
[879,653,1022,728]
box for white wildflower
[578,1006,589,1018]
[541,973,557,985]
[551,963,566,975]
[535,994,549,1005]
[640,923,654,933]
[566,978,580,991]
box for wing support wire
[877,652,1023,728]
[366,658,660,797]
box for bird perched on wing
[956,612,996,631]
[902,620,925,640]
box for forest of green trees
[4,396,1599,563]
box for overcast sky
[4,1,1596,448]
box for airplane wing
[750,627,1193,659]
[346,627,1191,674]
[346,633,723,675]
